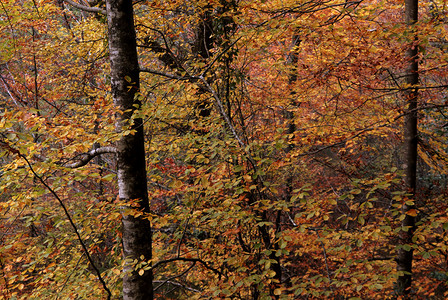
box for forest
[0,0,447,298]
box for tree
[106,0,153,298]
[396,0,419,295]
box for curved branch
[139,68,189,81]
[64,146,117,168]
[152,257,223,277]
[197,75,246,148]
[154,263,198,292]
[154,280,201,293]
[20,154,112,300]
[63,0,106,14]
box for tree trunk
[105,0,153,299]
[396,0,418,296]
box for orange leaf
[406,209,417,217]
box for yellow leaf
[113,268,120,275]
[138,269,144,276]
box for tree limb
[197,75,246,148]
[154,263,198,292]
[63,0,106,14]
[154,280,201,293]
[20,154,112,300]
[152,257,223,277]
[63,146,117,168]
[139,68,190,81]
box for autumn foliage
[1,0,448,299]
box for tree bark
[106,0,153,299]
[396,0,418,296]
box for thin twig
[154,279,201,293]
[176,193,202,257]
[139,68,189,80]
[197,75,245,148]
[309,228,333,288]
[152,257,223,277]
[200,36,242,78]
[19,154,112,300]
[56,253,85,299]
[154,262,197,292]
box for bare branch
[20,154,112,300]
[154,280,201,293]
[139,68,190,81]
[63,0,106,14]
[152,257,223,277]
[56,254,84,299]
[197,75,246,148]
[64,146,117,168]
[200,36,242,78]
[154,263,198,292]
[309,227,333,286]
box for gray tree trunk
[105,0,153,298]
[396,0,418,296]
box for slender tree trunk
[106,0,153,299]
[396,0,418,296]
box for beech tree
[396,0,419,295]
[106,0,153,298]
